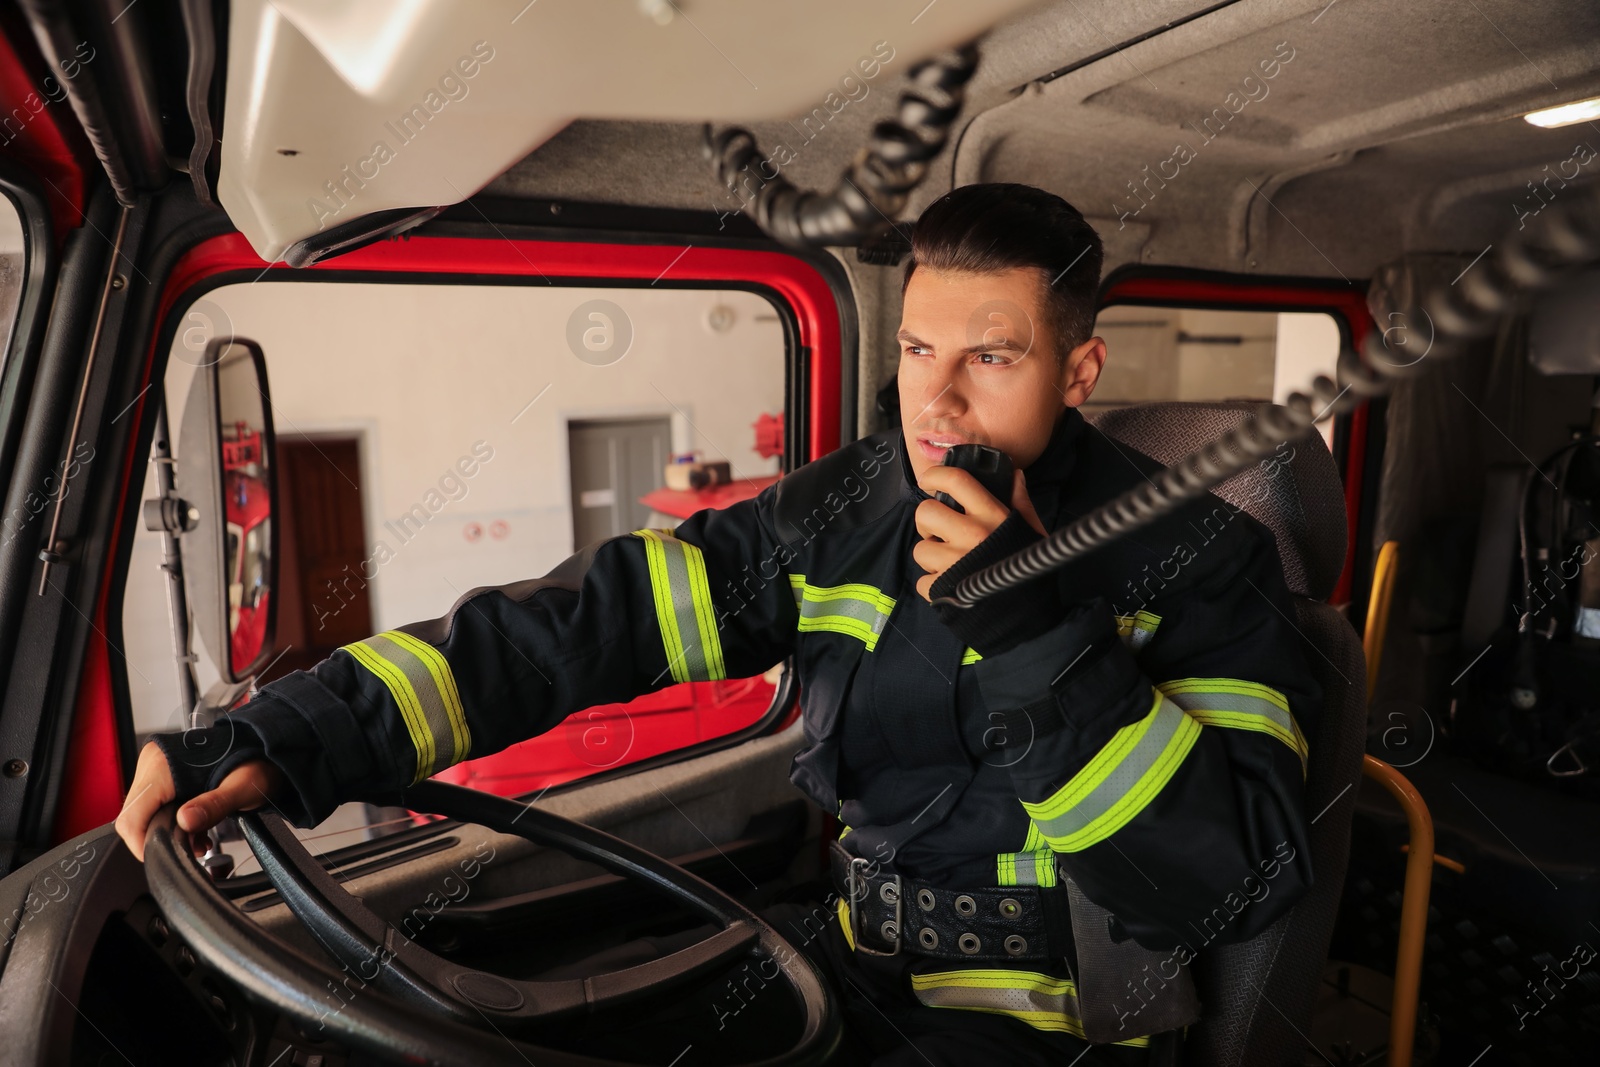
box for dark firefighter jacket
[157,405,1320,1045]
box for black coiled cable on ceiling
[936,182,1600,610]
[702,44,979,248]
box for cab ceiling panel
[485,0,1242,219]
[219,0,1040,262]
[958,0,1600,278]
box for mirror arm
[143,400,203,733]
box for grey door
[568,416,671,547]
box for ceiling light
[1524,95,1600,129]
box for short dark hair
[902,183,1104,366]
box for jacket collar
[1025,407,1087,529]
[895,406,1088,523]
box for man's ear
[1060,336,1107,407]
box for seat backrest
[1089,402,1368,1065]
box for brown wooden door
[262,436,371,683]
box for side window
[0,196,26,374]
[123,280,787,851]
[1088,305,1343,448]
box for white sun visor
[218,0,1039,262]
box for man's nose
[915,359,967,422]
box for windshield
[123,277,789,861]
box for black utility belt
[826,839,1074,962]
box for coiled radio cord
[938,181,1600,609]
[703,44,979,248]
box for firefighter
[115,183,1319,1065]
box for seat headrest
[1089,401,1348,600]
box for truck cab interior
[0,1,1598,1064]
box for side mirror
[176,338,279,684]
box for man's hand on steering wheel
[115,741,283,862]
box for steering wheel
[144,779,841,1066]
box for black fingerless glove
[928,510,1063,657]
[150,719,272,806]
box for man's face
[897,266,1106,484]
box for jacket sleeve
[972,522,1321,951]
[153,489,799,826]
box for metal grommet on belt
[881,920,898,943]
[918,927,939,950]
[880,881,900,905]
[998,897,1021,919]
[954,894,977,917]
[958,932,981,955]
[917,888,936,912]
[1004,934,1027,956]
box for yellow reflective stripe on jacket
[997,820,1057,886]
[1158,677,1308,777]
[837,896,856,951]
[960,647,982,665]
[1022,690,1202,852]
[908,969,1150,1045]
[788,574,895,651]
[1114,610,1162,650]
[341,630,471,784]
[996,848,1058,887]
[633,528,727,683]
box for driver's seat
[1089,401,1367,1065]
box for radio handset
[933,444,1014,514]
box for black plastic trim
[15,0,139,205]
[282,205,444,268]
[0,184,126,873]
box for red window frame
[54,231,844,841]
[1098,272,1374,606]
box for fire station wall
[121,280,784,737]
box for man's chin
[901,434,936,481]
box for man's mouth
[915,432,975,462]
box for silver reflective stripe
[658,534,714,682]
[800,592,886,630]
[342,630,471,783]
[999,851,1052,887]
[788,576,895,651]
[634,529,726,683]
[1115,611,1161,651]
[1169,690,1297,735]
[909,971,1153,1044]
[1025,693,1201,852]
[913,977,1078,1023]
[1158,678,1306,771]
[908,971,1082,1040]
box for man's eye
[976,352,1011,366]
[905,344,929,356]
